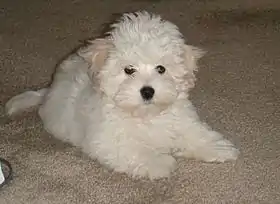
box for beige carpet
[0,0,280,203]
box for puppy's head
[79,11,205,116]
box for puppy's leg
[84,139,176,179]
[175,127,239,162]
[174,106,239,162]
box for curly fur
[5,11,239,179]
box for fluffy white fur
[5,11,239,179]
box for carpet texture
[0,0,280,203]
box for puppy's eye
[155,65,166,74]
[124,66,136,75]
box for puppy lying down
[6,11,239,179]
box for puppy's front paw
[197,139,240,162]
[134,155,176,180]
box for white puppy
[5,11,239,179]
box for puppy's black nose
[140,86,155,100]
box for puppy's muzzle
[140,86,155,101]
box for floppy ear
[182,45,206,89]
[78,38,113,79]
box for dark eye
[156,65,166,74]
[124,66,136,75]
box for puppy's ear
[78,38,113,78]
[182,45,206,89]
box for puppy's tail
[5,88,48,116]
